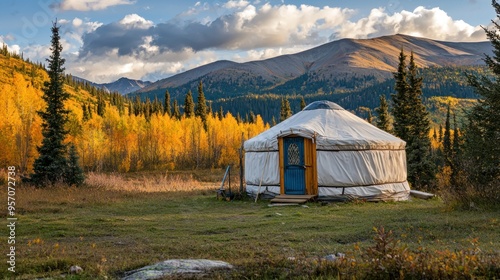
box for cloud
[47,1,488,83]
[80,4,352,57]
[336,6,486,42]
[56,0,135,11]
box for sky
[0,0,496,83]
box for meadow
[0,170,498,279]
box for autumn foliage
[0,51,268,174]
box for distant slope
[133,34,491,100]
[74,76,151,95]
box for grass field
[0,171,499,279]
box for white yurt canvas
[244,100,410,201]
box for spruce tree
[392,49,434,190]
[375,95,392,133]
[184,90,194,118]
[164,90,171,116]
[300,96,306,110]
[280,97,292,122]
[31,22,70,186]
[65,144,85,186]
[406,52,434,189]
[464,0,500,184]
[172,99,181,120]
[443,105,452,167]
[195,81,208,129]
[217,106,224,120]
[391,48,411,142]
[367,110,373,124]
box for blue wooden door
[284,137,305,195]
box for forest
[0,48,267,174]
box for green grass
[0,179,499,279]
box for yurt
[244,100,410,201]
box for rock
[323,253,345,262]
[70,265,83,274]
[122,259,233,280]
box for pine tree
[406,52,434,189]
[451,113,461,187]
[97,95,105,116]
[375,95,392,133]
[164,90,171,116]
[184,90,194,118]
[391,48,411,142]
[195,81,208,129]
[217,106,224,120]
[173,99,181,120]
[279,97,292,122]
[367,110,373,124]
[65,144,85,186]
[464,0,500,185]
[31,22,71,186]
[443,105,452,167]
[392,49,434,190]
[300,96,306,110]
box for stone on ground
[122,259,233,280]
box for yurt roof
[244,101,405,152]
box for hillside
[132,34,491,101]
[0,51,267,173]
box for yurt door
[283,137,306,195]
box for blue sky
[0,0,495,83]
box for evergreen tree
[443,105,452,167]
[164,90,171,116]
[375,95,392,133]
[391,49,434,189]
[300,96,306,110]
[464,1,500,184]
[391,48,411,142]
[184,90,194,118]
[406,52,434,189]
[279,97,292,122]
[65,144,85,186]
[31,22,71,186]
[172,99,181,120]
[82,104,90,122]
[97,95,106,116]
[217,106,224,121]
[367,110,373,124]
[451,113,461,187]
[195,81,208,129]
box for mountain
[133,34,492,100]
[73,76,152,95]
[99,77,152,95]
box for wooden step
[273,195,317,200]
[270,194,317,204]
[270,198,309,204]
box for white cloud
[72,18,83,27]
[224,0,250,9]
[336,6,485,42]
[119,14,154,29]
[58,0,135,11]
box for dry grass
[85,172,219,193]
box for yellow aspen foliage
[0,55,270,173]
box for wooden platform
[270,194,317,204]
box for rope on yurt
[254,149,271,203]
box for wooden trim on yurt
[278,135,318,196]
[304,137,318,195]
[278,137,285,194]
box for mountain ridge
[133,34,491,99]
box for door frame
[278,135,318,195]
